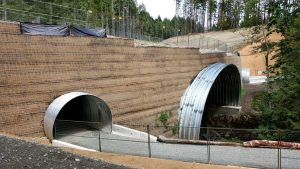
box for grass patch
[172,122,179,135]
[159,112,169,128]
[241,87,246,98]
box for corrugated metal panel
[179,63,241,140]
[44,92,112,141]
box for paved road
[56,129,300,169]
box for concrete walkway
[55,127,300,169]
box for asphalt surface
[56,129,300,169]
[0,134,133,169]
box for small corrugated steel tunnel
[179,63,241,140]
[44,92,112,141]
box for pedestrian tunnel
[179,63,241,140]
[44,92,112,141]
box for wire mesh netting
[173,34,235,53]
[1,0,88,26]
[0,0,236,51]
[0,0,164,42]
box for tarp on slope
[20,23,69,36]
[70,26,107,37]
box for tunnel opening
[179,63,241,140]
[201,65,241,127]
[44,92,112,141]
[200,65,241,139]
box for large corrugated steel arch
[44,92,112,141]
[179,63,241,140]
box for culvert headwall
[179,63,241,140]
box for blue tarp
[20,23,106,38]
[70,26,107,38]
[20,23,69,36]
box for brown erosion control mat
[0,21,240,137]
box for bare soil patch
[241,84,264,113]
[239,32,282,76]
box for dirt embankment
[135,26,264,51]
[239,32,282,76]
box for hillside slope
[135,26,263,52]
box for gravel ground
[0,134,133,169]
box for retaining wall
[0,21,240,136]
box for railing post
[98,122,102,152]
[177,124,180,138]
[188,34,190,47]
[206,38,209,49]
[277,130,281,169]
[49,3,53,24]
[200,37,202,49]
[85,11,89,28]
[2,0,7,20]
[101,14,104,28]
[207,127,211,164]
[147,125,151,158]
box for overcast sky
[136,0,176,19]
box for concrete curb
[157,135,242,146]
[52,140,97,152]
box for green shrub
[159,112,169,127]
[172,122,179,135]
[241,87,246,98]
[252,91,268,112]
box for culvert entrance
[179,63,241,140]
[44,92,112,141]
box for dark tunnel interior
[53,95,112,138]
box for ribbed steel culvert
[179,63,241,140]
[44,92,112,141]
